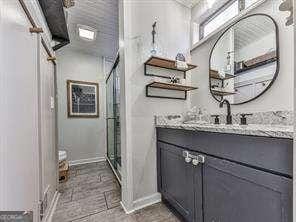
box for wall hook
[29,27,43,33]
[47,57,56,61]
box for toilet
[58,150,67,163]
[58,150,69,182]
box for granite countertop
[156,122,294,139]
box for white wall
[120,0,191,211]
[191,0,294,113]
[39,42,57,219]
[56,47,106,163]
[293,2,296,221]
[0,1,57,221]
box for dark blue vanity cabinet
[157,128,292,222]
[158,142,203,222]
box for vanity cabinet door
[158,142,198,222]
[203,155,292,222]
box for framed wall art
[67,80,99,118]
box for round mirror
[209,14,279,105]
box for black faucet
[219,99,232,124]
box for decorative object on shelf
[218,69,226,79]
[169,76,180,84]
[67,80,99,118]
[225,51,234,73]
[279,0,293,26]
[175,53,186,62]
[150,21,159,56]
[234,61,245,71]
[175,53,188,70]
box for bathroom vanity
[156,124,292,222]
[155,12,292,222]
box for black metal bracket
[144,63,186,79]
[146,85,187,100]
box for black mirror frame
[209,13,280,105]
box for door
[106,70,116,167]
[39,40,57,217]
[158,142,198,222]
[203,155,292,222]
[106,56,121,178]
[0,1,39,221]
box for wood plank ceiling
[65,0,119,59]
[175,0,201,8]
[234,16,275,50]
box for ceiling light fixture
[78,25,97,41]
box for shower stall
[106,56,121,181]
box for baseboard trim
[69,157,106,166]
[120,201,135,214]
[43,191,60,222]
[106,157,122,185]
[132,193,162,212]
[120,193,162,214]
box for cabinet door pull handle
[198,155,205,164]
[183,151,192,163]
[192,158,199,166]
[185,157,192,163]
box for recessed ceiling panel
[66,0,119,59]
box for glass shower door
[106,56,121,179]
[106,72,116,167]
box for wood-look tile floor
[53,161,180,222]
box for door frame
[106,54,121,183]
[38,37,58,220]
[17,0,58,221]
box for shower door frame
[106,55,121,182]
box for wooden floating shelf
[145,56,197,72]
[147,81,198,91]
[235,57,277,75]
[210,69,235,80]
[211,89,236,96]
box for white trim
[293,3,296,222]
[106,157,122,185]
[174,0,200,8]
[120,201,135,214]
[42,191,60,222]
[132,193,162,211]
[120,193,161,214]
[68,157,105,166]
[191,0,267,51]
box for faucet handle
[211,115,220,124]
[240,113,253,125]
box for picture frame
[67,80,99,118]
